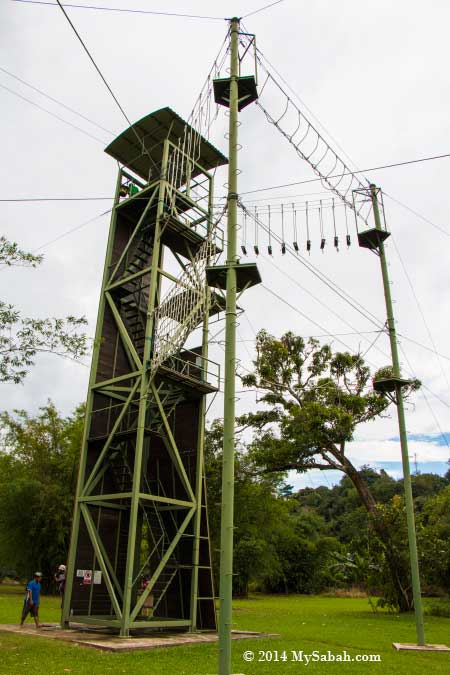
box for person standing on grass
[20,572,42,629]
[54,564,66,608]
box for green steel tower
[354,184,425,645]
[62,108,228,637]
[210,17,260,675]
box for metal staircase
[64,107,223,635]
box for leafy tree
[205,420,291,597]
[266,504,340,595]
[239,329,420,611]
[205,420,341,597]
[0,236,89,382]
[418,486,450,592]
[0,401,84,588]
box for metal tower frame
[62,108,228,636]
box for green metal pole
[189,174,215,631]
[218,17,240,675]
[120,141,169,637]
[62,168,122,627]
[370,183,425,646]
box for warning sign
[83,570,92,585]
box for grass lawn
[0,584,449,674]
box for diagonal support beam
[83,379,140,496]
[151,383,195,502]
[80,504,123,618]
[130,507,195,621]
[105,292,143,371]
[108,185,158,284]
[80,504,124,601]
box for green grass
[0,585,449,674]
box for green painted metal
[64,108,221,636]
[82,379,141,495]
[130,507,195,621]
[62,169,122,627]
[370,184,426,646]
[190,176,215,632]
[218,16,240,675]
[108,185,159,282]
[105,292,143,371]
[119,139,169,637]
[151,382,196,502]
[80,504,124,612]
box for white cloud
[347,438,449,464]
[1,0,450,441]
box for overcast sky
[2,0,450,487]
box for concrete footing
[393,642,450,651]
[0,623,277,652]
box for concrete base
[0,623,277,652]
[393,642,450,652]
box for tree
[0,401,84,588]
[205,420,291,597]
[239,329,420,611]
[204,420,341,597]
[418,486,450,592]
[0,236,89,382]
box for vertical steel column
[119,141,169,637]
[371,184,425,645]
[218,17,240,675]
[62,170,122,627]
[190,174,214,631]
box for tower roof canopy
[105,107,228,181]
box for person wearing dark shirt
[20,572,42,628]
[54,564,66,608]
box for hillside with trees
[0,331,449,611]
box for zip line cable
[0,210,111,272]
[242,36,450,244]
[0,66,114,136]
[384,191,450,239]
[240,200,450,364]
[4,154,450,206]
[53,0,158,174]
[54,0,134,124]
[243,0,286,19]
[236,277,450,444]
[247,38,364,176]
[260,284,363,354]
[241,201,385,329]
[264,251,450,363]
[0,83,108,144]
[269,215,450,362]
[398,342,450,448]
[0,197,113,202]
[32,208,111,252]
[237,330,383,340]
[11,0,226,20]
[391,235,450,398]
[241,202,450,395]
[239,152,450,198]
[259,283,450,415]
[261,253,390,356]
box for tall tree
[0,402,84,587]
[0,236,89,382]
[239,329,419,611]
